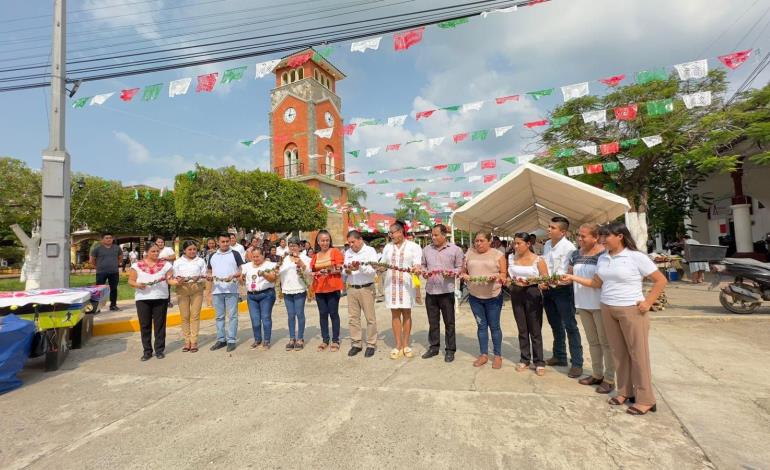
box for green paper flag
[527,88,554,100]
[604,182,618,191]
[348,150,360,158]
[240,140,254,147]
[603,161,620,173]
[647,98,674,116]
[441,105,461,112]
[406,140,423,145]
[437,17,469,28]
[71,97,90,108]
[368,171,376,176]
[447,163,461,172]
[144,190,152,200]
[551,115,574,128]
[472,130,489,141]
[143,84,162,101]
[502,157,518,165]
[222,66,247,83]
[454,176,465,182]
[313,47,334,61]
[555,148,576,158]
[185,170,197,181]
[358,120,379,127]
[636,69,667,84]
[620,138,640,149]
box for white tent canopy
[450,163,630,235]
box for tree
[393,188,433,228]
[538,70,728,246]
[174,165,327,233]
[0,158,41,234]
[347,187,367,208]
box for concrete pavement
[1,283,768,469]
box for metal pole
[40,0,71,288]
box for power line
[697,0,759,57]
[731,2,770,51]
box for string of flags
[70,2,548,109]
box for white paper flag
[350,37,382,53]
[494,125,513,137]
[418,166,432,171]
[450,192,461,198]
[387,115,407,127]
[674,59,708,80]
[428,137,445,149]
[582,110,607,124]
[254,135,270,144]
[365,147,381,158]
[314,127,334,138]
[255,59,281,79]
[619,156,640,170]
[167,78,191,98]
[462,101,485,112]
[567,166,585,176]
[481,5,517,18]
[579,145,598,155]
[642,135,663,148]
[463,162,478,173]
[517,154,536,164]
[469,175,482,182]
[682,91,712,109]
[561,82,590,101]
[89,92,114,105]
[376,169,388,174]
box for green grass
[0,274,135,301]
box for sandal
[473,355,488,367]
[286,339,296,351]
[190,345,198,353]
[515,362,529,372]
[389,348,403,360]
[330,342,340,352]
[403,347,414,358]
[608,396,635,406]
[627,404,656,416]
[182,344,190,353]
[535,366,545,376]
[317,342,329,352]
[295,339,304,351]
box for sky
[1,0,769,215]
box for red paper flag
[428,192,438,196]
[120,88,140,101]
[599,74,626,87]
[287,51,313,67]
[462,191,473,197]
[495,95,520,104]
[483,174,497,184]
[367,179,376,184]
[441,177,453,181]
[196,73,218,92]
[614,104,638,121]
[453,133,469,144]
[386,144,401,152]
[394,27,426,51]
[480,159,496,169]
[434,164,448,170]
[342,124,357,136]
[524,119,549,128]
[600,142,620,155]
[416,110,435,120]
[586,163,603,174]
[718,49,752,70]
[403,178,415,182]
[396,192,406,199]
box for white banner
[168,78,192,97]
[561,82,590,101]
[674,59,708,80]
[351,37,382,53]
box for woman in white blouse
[173,241,207,353]
[278,238,312,351]
[242,247,278,350]
[566,222,667,416]
[128,244,176,361]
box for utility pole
[40,0,71,288]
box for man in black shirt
[90,233,122,311]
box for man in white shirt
[542,216,584,378]
[344,230,379,357]
[276,238,289,258]
[156,238,177,307]
[229,233,247,259]
[208,233,245,352]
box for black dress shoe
[210,341,227,351]
[155,352,165,359]
[109,305,120,311]
[348,346,362,357]
[226,343,236,352]
[140,354,152,361]
[444,351,455,363]
[364,347,375,358]
[422,349,439,359]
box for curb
[92,301,250,336]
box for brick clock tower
[270,48,350,244]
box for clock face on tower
[283,107,297,123]
[324,111,335,127]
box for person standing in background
[156,238,177,308]
[90,233,122,311]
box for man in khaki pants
[344,231,379,358]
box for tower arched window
[297,68,304,80]
[314,69,319,81]
[281,72,288,86]
[290,70,297,83]
[324,146,335,177]
[284,144,299,177]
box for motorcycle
[709,258,770,314]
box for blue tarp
[0,314,35,394]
